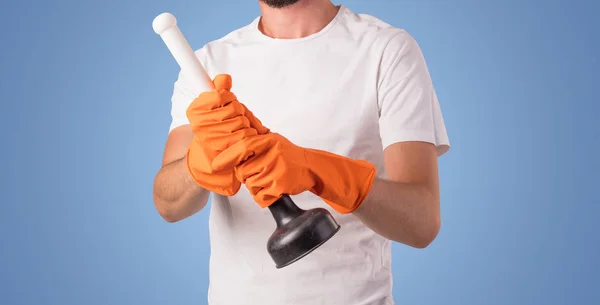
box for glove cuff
[304,149,376,214]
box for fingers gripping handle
[152,12,214,93]
[153,13,296,211]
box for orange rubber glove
[210,132,377,214]
[186,74,269,196]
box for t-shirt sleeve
[168,48,210,133]
[377,30,450,156]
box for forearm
[153,156,210,222]
[353,178,441,248]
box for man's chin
[260,0,302,9]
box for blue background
[1,0,598,304]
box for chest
[213,44,383,158]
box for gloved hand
[211,132,377,214]
[186,74,269,196]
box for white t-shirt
[168,5,450,305]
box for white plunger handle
[152,12,214,93]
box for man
[153,0,450,304]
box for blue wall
[1,0,598,304]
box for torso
[198,6,403,304]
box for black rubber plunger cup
[266,194,341,268]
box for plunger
[153,12,342,268]
[267,195,341,268]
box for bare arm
[153,125,210,222]
[353,141,441,248]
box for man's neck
[258,0,339,39]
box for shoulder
[188,17,263,76]
[338,6,417,52]
[192,17,261,58]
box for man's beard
[260,0,302,9]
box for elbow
[410,193,442,249]
[386,219,440,249]
[158,209,183,223]
[153,193,183,223]
[410,216,441,249]
[411,227,440,249]
[155,203,185,223]
[152,172,191,223]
